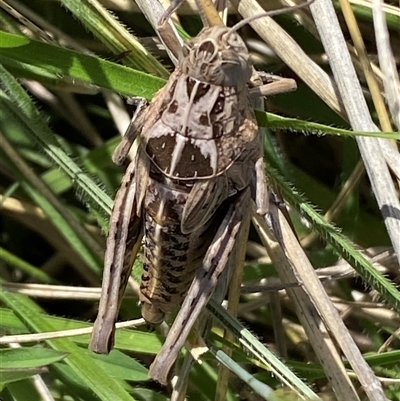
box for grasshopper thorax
[179,25,252,89]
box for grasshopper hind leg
[89,160,143,354]
[149,188,252,384]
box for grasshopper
[89,0,311,385]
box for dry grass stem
[309,0,400,264]
[0,319,146,344]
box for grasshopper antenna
[229,0,315,34]
[159,0,220,28]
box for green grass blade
[0,64,112,228]
[0,348,68,369]
[0,370,42,388]
[265,164,400,312]
[0,247,53,283]
[212,348,283,401]
[60,0,169,78]
[256,111,400,140]
[0,286,137,401]
[0,31,165,99]
[1,130,103,273]
[41,137,121,196]
[207,300,321,401]
[0,308,162,355]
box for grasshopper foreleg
[249,75,297,99]
[112,98,148,166]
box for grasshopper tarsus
[157,0,185,29]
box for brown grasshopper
[89,1,311,385]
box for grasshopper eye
[221,60,239,72]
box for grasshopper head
[179,25,252,89]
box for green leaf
[256,111,400,140]
[60,0,169,77]
[0,347,67,370]
[0,286,137,401]
[87,349,149,382]
[130,388,170,401]
[363,350,400,367]
[0,31,165,99]
[0,370,41,387]
[1,379,43,401]
[0,247,53,284]
[0,307,162,355]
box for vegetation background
[0,0,399,400]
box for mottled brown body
[126,25,261,324]
[89,24,263,353]
[140,176,222,324]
